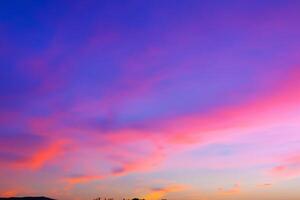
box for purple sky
[1,1,300,199]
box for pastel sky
[1,1,300,200]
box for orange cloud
[65,175,104,184]
[143,184,187,200]
[1,189,18,197]
[218,184,240,195]
[257,183,272,188]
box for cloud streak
[1,1,300,199]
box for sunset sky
[1,1,300,200]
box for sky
[0,0,300,199]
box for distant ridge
[0,197,55,200]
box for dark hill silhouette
[0,197,55,200]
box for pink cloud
[15,140,69,170]
[111,147,166,176]
[4,66,298,186]
[270,153,300,179]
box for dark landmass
[0,197,55,200]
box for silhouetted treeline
[0,197,55,200]
[94,198,163,200]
